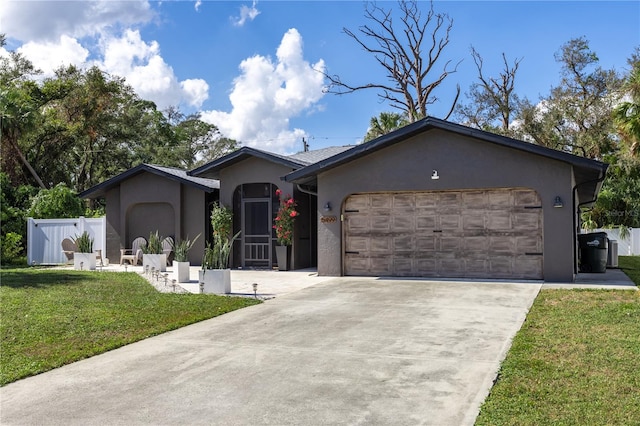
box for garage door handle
[433,230,442,233]
[345,251,360,254]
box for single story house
[79,164,219,264]
[192,117,607,282]
[83,117,607,282]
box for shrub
[273,189,298,246]
[203,204,239,269]
[27,183,84,219]
[1,232,23,264]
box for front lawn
[476,256,640,425]
[0,269,261,386]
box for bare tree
[455,47,523,135]
[323,0,461,121]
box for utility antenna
[302,137,309,152]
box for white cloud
[17,35,89,74]
[201,28,326,153]
[1,0,204,110]
[232,1,261,27]
[0,0,154,42]
[98,30,209,109]
[181,79,210,107]
[195,0,202,12]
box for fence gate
[27,217,106,265]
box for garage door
[343,189,543,279]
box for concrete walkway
[0,278,541,426]
[65,263,337,298]
[544,268,637,290]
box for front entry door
[242,199,271,267]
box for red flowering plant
[273,189,298,246]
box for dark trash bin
[578,232,608,273]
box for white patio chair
[162,236,174,263]
[120,237,146,265]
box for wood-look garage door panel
[463,214,486,229]
[516,235,542,253]
[513,212,541,230]
[487,212,512,230]
[515,255,543,276]
[416,215,437,229]
[393,193,415,209]
[371,215,391,231]
[440,215,461,229]
[344,189,543,279]
[488,190,512,207]
[514,189,539,206]
[345,257,370,275]
[393,216,414,231]
[371,237,392,253]
[370,194,391,209]
[346,236,369,252]
[416,236,437,251]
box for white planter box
[73,252,96,271]
[143,254,167,272]
[198,269,231,294]
[173,261,191,283]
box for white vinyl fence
[583,228,640,256]
[27,217,106,265]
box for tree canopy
[1,39,237,194]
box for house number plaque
[321,216,337,224]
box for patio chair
[162,236,174,263]
[61,238,77,264]
[120,236,146,265]
[95,249,103,267]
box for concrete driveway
[0,278,540,426]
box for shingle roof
[288,146,354,165]
[79,164,219,199]
[189,145,355,179]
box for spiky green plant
[141,231,164,254]
[202,231,241,270]
[71,231,93,253]
[171,234,200,262]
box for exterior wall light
[431,170,440,180]
[553,196,564,208]
[324,202,332,212]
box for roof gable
[284,116,608,203]
[286,117,607,183]
[189,146,308,179]
[79,164,219,199]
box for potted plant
[272,189,298,271]
[199,204,239,294]
[171,234,200,283]
[142,231,167,272]
[71,231,96,270]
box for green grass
[0,268,261,386]
[476,256,640,425]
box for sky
[1,1,639,155]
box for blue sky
[1,1,638,154]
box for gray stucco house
[83,117,607,282]
[80,164,219,265]
[191,117,607,282]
